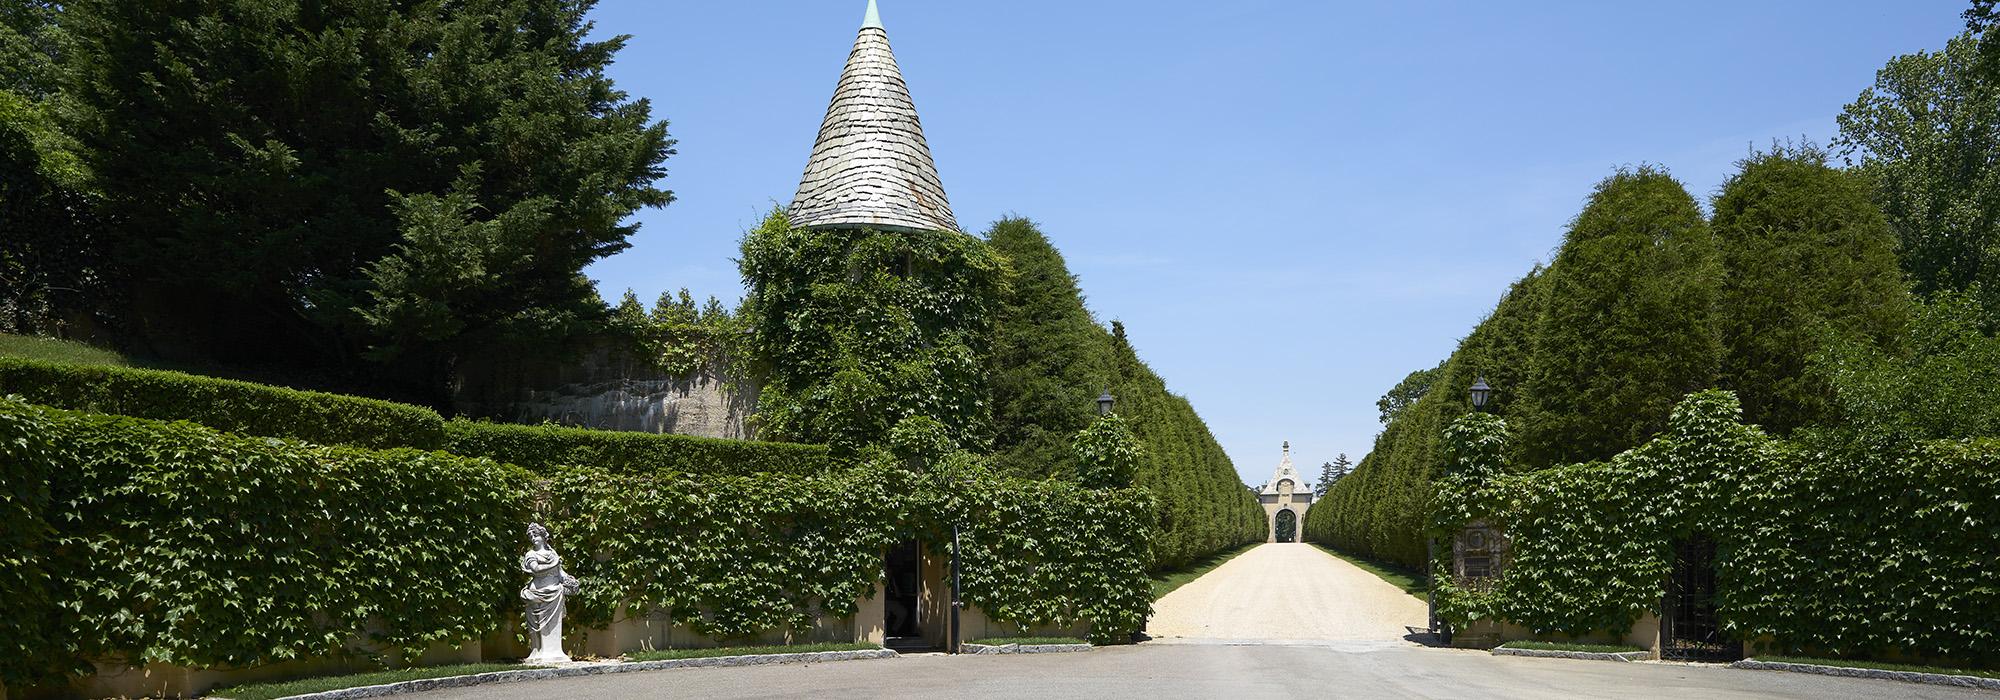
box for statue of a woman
[520,523,580,664]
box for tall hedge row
[1,397,1154,685]
[984,219,1264,570]
[444,420,836,476]
[1434,392,2000,665]
[0,357,449,449]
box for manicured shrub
[951,474,1156,644]
[444,419,837,476]
[0,357,447,449]
[0,398,58,684]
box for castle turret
[788,0,961,233]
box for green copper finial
[862,0,883,30]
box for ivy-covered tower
[788,0,961,234]
[742,0,999,454]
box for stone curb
[962,643,1093,655]
[232,649,899,700]
[1492,647,1651,663]
[1729,659,2000,691]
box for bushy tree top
[1712,145,1909,434]
[1520,166,1721,467]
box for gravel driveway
[1146,542,1426,641]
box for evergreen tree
[1836,31,2000,323]
[1315,453,1351,497]
[1712,146,1910,434]
[984,217,1119,477]
[1518,166,1721,467]
[61,0,674,404]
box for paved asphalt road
[413,642,1993,699]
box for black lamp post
[1469,377,1494,412]
[1097,389,1117,416]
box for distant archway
[1274,509,1297,543]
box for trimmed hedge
[444,419,837,476]
[3,398,1154,684]
[0,357,447,449]
[3,397,527,683]
[1434,391,2000,665]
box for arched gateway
[1251,442,1312,542]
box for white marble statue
[520,523,580,664]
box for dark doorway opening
[1662,535,1740,662]
[1275,509,1297,543]
[884,540,922,647]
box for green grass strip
[1150,542,1258,601]
[968,637,1085,646]
[1310,544,1426,600]
[0,333,130,367]
[1502,640,1645,654]
[624,642,880,663]
[1757,656,2000,681]
[211,663,527,700]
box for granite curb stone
[1491,647,1652,663]
[227,649,899,700]
[1729,659,2000,691]
[962,643,1092,655]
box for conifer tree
[61,0,675,403]
[1519,166,1721,467]
[1712,146,1909,433]
[1315,454,1351,497]
[984,218,1119,477]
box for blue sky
[583,1,1967,486]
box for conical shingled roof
[788,1,961,233]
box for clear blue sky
[583,1,1966,486]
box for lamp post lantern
[1097,389,1117,416]
[1469,377,1493,412]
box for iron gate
[1661,535,1740,662]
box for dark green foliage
[0,357,448,449]
[1435,391,2000,665]
[1813,291,2000,441]
[1713,146,1909,434]
[1105,321,1267,569]
[1306,268,1547,568]
[5,398,531,679]
[1519,167,1721,467]
[981,218,1261,568]
[546,462,905,638]
[1836,31,2000,323]
[0,395,56,683]
[739,210,1003,454]
[949,472,1156,644]
[1072,415,1142,488]
[61,0,673,401]
[444,420,836,477]
[984,218,1119,477]
[1378,362,1442,425]
[0,398,1154,681]
[0,88,98,335]
[1315,453,1351,497]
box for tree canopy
[56,0,674,404]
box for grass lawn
[968,637,1086,646]
[1150,543,1257,601]
[624,642,880,663]
[209,663,527,700]
[1757,656,2000,681]
[1310,544,1426,600]
[1501,640,1646,654]
[0,332,130,366]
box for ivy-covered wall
[1432,391,1999,665]
[2,396,1155,686]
